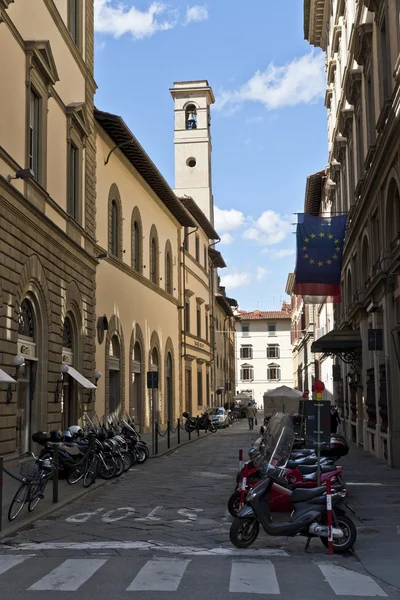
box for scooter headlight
[246,487,258,503]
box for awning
[0,369,16,383]
[311,329,362,354]
[64,366,96,389]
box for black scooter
[230,466,357,554]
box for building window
[165,251,173,294]
[196,304,201,338]
[267,345,279,359]
[268,323,276,336]
[240,345,253,359]
[379,17,391,103]
[195,235,200,262]
[197,370,203,408]
[184,227,189,251]
[150,237,157,284]
[111,200,119,257]
[132,220,141,272]
[185,300,190,333]
[186,104,197,130]
[240,365,254,382]
[205,313,209,342]
[241,324,250,337]
[267,363,281,381]
[68,0,80,46]
[29,89,40,179]
[68,142,79,220]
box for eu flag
[294,214,347,298]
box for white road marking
[135,506,163,521]
[346,483,384,486]
[66,508,104,523]
[126,559,190,591]
[175,508,203,523]
[229,560,280,594]
[101,507,136,523]
[193,471,233,479]
[1,541,288,557]
[28,558,107,591]
[317,563,388,597]
[0,555,33,575]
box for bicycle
[8,455,52,521]
[66,436,98,488]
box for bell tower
[170,80,215,224]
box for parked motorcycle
[182,411,217,433]
[229,427,356,554]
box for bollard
[177,418,181,444]
[155,422,159,455]
[53,447,59,504]
[167,420,171,449]
[188,423,191,441]
[0,456,3,531]
[326,477,334,555]
[239,462,248,509]
[238,449,243,473]
[196,416,200,437]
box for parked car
[209,407,229,428]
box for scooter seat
[290,486,326,503]
[297,464,334,475]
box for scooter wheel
[230,518,259,548]
[320,514,357,553]
[227,491,241,517]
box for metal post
[151,387,155,456]
[317,401,321,487]
[0,456,3,532]
[177,418,181,444]
[155,422,159,455]
[188,422,191,441]
[53,447,59,504]
[239,449,243,473]
[326,477,334,555]
[167,420,171,449]
[196,416,200,437]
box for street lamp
[6,354,25,403]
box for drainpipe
[208,238,221,405]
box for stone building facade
[304,0,400,466]
[0,0,97,461]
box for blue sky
[94,0,328,311]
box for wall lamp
[6,354,25,403]
[7,168,35,183]
[55,363,69,403]
[96,252,109,260]
[89,371,102,402]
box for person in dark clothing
[330,405,341,434]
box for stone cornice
[345,68,362,106]
[354,23,373,67]
[0,0,14,8]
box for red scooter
[228,460,345,516]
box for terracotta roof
[238,310,291,320]
[94,109,195,227]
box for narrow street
[0,421,398,599]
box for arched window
[63,317,73,349]
[111,200,119,257]
[131,207,142,273]
[18,299,35,339]
[109,335,121,413]
[165,240,173,294]
[149,226,159,285]
[165,352,173,422]
[185,104,197,130]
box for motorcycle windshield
[253,426,295,471]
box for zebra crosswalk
[0,554,390,597]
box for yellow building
[0,0,97,460]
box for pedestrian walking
[330,404,341,434]
[246,402,257,430]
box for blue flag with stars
[294,214,347,295]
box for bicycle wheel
[83,456,98,488]
[28,476,49,512]
[8,483,29,521]
[98,455,117,479]
[114,456,124,477]
[67,464,85,485]
[121,451,131,472]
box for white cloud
[220,233,234,245]
[256,267,270,281]
[185,4,208,24]
[262,248,296,259]
[220,271,251,289]
[94,0,178,39]
[244,210,292,246]
[215,51,325,112]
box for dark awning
[311,329,362,354]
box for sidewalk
[341,442,400,589]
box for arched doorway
[16,298,37,455]
[131,341,142,426]
[109,335,121,413]
[165,352,173,422]
[150,347,159,424]
[61,317,77,429]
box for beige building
[0,0,97,461]
[304,0,400,466]
[214,281,237,408]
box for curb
[149,430,212,458]
[0,478,107,541]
